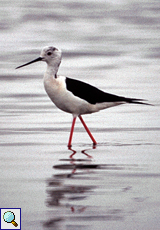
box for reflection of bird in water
[16,46,150,147]
[68,146,94,159]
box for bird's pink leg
[68,117,76,147]
[79,115,97,145]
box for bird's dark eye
[47,52,52,56]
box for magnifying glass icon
[3,211,18,227]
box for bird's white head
[16,46,62,70]
[40,46,62,65]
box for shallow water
[0,0,160,229]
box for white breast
[43,75,97,116]
[43,75,123,116]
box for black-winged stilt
[16,46,150,147]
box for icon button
[3,211,18,227]
[0,208,21,229]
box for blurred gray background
[0,0,160,230]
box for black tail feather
[126,98,153,106]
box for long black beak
[16,57,43,69]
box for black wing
[66,77,147,105]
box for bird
[16,46,150,147]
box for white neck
[45,60,61,79]
[46,65,58,77]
